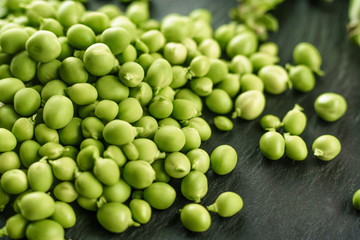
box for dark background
[2,0,360,239]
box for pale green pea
[77,196,98,211]
[0,78,25,103]
[151,159,171,183]
[129,82,153,107]
[163,42,188,65]
[49,157,78,181]
[26,1,56,27]
[284,134,308,161]
[214,116,233,131]
[312,135,341,161]
[134,38,150,54]
[19,140,41,168]
[11,117,34,142]
[164,152,191,178]
[40,18,64,37]
[226,31,258,58]
[214,22,237,50]
[0,151,21,174]
[95,75,129,103]
[205,89,233,114]
[184,117,212,141]
[189,8,212,24]
[0,213,28,239]
[66,24,96,50]
[75,171,103,199]
[93,158,120,186]
[181,127,202,153]
[117,97,143,123]
[122,160,155,189]
[25,219,64,240]
[258,65,290,95]
[282,104,307,135]
[103,145,126,167]
[59,57,88,85]
[19,191,55,221]
[259,130,285,160]
[293,42,323,76]
[53,181,79,203]
[180,203,211,232]
[27,159,53,192]
[172,99,199,121]
[134,116,158,139]
[34,123,59,145]
[26,30,61,62]
[81,11,110,34]
[118,62,144,88]
[126,1,149,26]
[94,100,118,123]
[157,86,176,100]
[143,182,176,210]
[181,170,208,203]
[210,145,237,175]
[140,29,165,53]
[136,53,155,72]
[232,90,266,120]
[175,88,203,113]
[170,65,189,89]
[50,201,76,229]
[41,80,68,102]
[259,42,279,56]
[0,128,17,152]
[198,38,221,59]
[205,58,229,84]
[103,119,141,146]
[117,44,137,64]
[58,117,83,146]
[36,59,61,85]
[154,125,186,152]
[84,43,115,76]
[259,114,282,130]
[43,95,74,130]
[101,27,131,55]
[132,138,165,163]
[102,178,131,203]
[0,28,29,54]
[110,16,137,42]
[161,15,190,42]
[189,55,211,78]
[216,73,241,97]
[314,92,347,122]
[148,96,173,119]
[240,73,264,92]
[158,117,181,128]
[10,51,36,82]
[250,52,279,72]
[0,185,10,212]
[145,58,173,93]
[67,83,98,106]
[190,77,213,97]
[81,117,104,140]
[98,4,123,19]
[286,64,316,92]
[186,148,210,173]
[207,191,243,217]
[139,19,161,31]
[129,199,152,224]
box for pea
[145,58,173,93]
[353,189,360,210]
[19,191,55,221]
[97,202,139,233]
[77,196,98,211]
[0,64,12,79]
[181,171,208,203]
[40,80,67,102]
[161,15,190,42]
[103,145,127,168]
[136,53,155,73]
[217,73,241,97]
[259,42,279,56]
[197,38,220,59]
[314,92,347,122]
[111,16,137,42]
[250,52,279,72]
[66,24,95,50]
[57,37,74,61]
[232,90,266,120]
[83,43,115,76]
[207,191,243,217]
[143,182,176,210]
[0,128,17,152]
[0,185,10,212]
[312,135,341,161]
[102,178,131,203]
[229,54,253,74]
[101,27,130,55]
[226,31,258,58]
[240,73,264,93]
[186,148,210,174]
[205,89,233,115]
[43,95,74,130]
[287,64,316,92]
[259,130,285,160]
[163,152,191,178]
[172,99,199,121]
[26,1,56,27]
[117,97,143,123]
[0,78,25,103]
[189,77,213,97]
[214,22,237,50]
[133,116,158,139]
[81,11,110,34]
[40,18,64,37]
[259,114,282,130]
[0,151,21,174]
[93,158,120,186]
[158,117,181,128]
[34,123,59,145]
[0,28,29,54]
[154,126,186,152]
[163,42,188,65]
[25,219,64,240]
[175,88,203,113]
[184,117,212,142]
[210,145,237,175]
[151,159,171,183]
[57,118,82,146]
[0,213,28,239]
[284,134,308,161]
[39,142,65,160]
[53,182,79,203]
[118,62,144,88]
[0,105,20,130]
[98,4,123,19]
[75,171,103,199]
[13,88,41,117]
[49,201,76,229]
[149,96,173,119]
[19,140,41,168]
[36,59,61,85]
[27,159,53,192]
[123,160,155,189]
[76,145,101,171]
[140,29,165,53]
[129,199,152,224]
[49,157,77,181]
[282,104,307,135]
[205,59,229,84]
[213,116,234,131]
[95,75,129,103]
[25,30,61,62]
[59,57,88,85]
[117,44,137,64]
[188,55,210,78]
[10,51,36,82]
[133,138,165,163]
[180,203,211,232]
[293,42,323,76]
[67,83,98,106]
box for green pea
[103,120,141,146]
[49,157,78,181]
[140,29,165,53]
[259,42,279,56]
[186,148,210,173]
[284,134,308,161]
[181,170,208,203]
[136,53,155,73]
[111,15,137,42]
[75,171,103,199]
[40,18,64,37]
[0,78,25,103]
[214,116,234,131]
[34,123,59,145]
[93,158,120,186]
[0,105,20,130]
[181,127,202,153]
[258,65,290,95]
[151,159,171,183]
[27,159,53,192]
[314,92,347,122]
[81,11,110,34]
[170,66,189,89]
[57,36,74,61]
[0,151,21,174]
[205,89,233,114]
[53,181,79,203]
[180,203,211,232]
[58,117,83,146]
[101,27,130,55]
[26,1,56,27]
[102,178,131,203]
[123,160,155,189]
[133,138,165,163]
[207,191,243,217]
[129,82,153,108]
[25,30,60,62]
[226,31,258,58]
[133,116,158,139]
[41,80,68,102]
[353,189,360,210]
[286,64,316,92]
[126,1,149,25]
[97,202,139,233]
[93,100,118,123]
[148,96,173,119]
[39,142,65,160]
[229,54,253,75]
[76,145,100,171]
[25,219,64,240]
[11,117,33,142]
[103,145,127,167]
[143,182,176,210]
[13,88,41,117]
[145,58,173,93]
[36,59,61,85]
[190,77,213,97]
[118,62,144,88]
[129,199,152,224]
[98,4,123,19]
[250,52,279,72]
[214,22,237,50]
[312,135,341,161]
[10,51,36,82]
[19,140,41,168]
[216,73,241,98]
[205,58,229,84]
[160,15,190,42]
[117,44,137,64]
[19,191,55,221]
[172,99,199,120]
[77,196,98,211]
[67,83,98,106]
[184,117,212,141]
[259,130,285,160]
[66,24,95,50]
[154,125,186,152]
[61,145,79,160]
[50,201,76,229]
[282,104,307,135]
[293,42,323,76]
[240,73,264,92]
[164,152,191,178]
[0,28,29,54]
[83,43,115,76]
[163,42,188,65]
[95,75,129,103]
[0,64,12,79]
[175,88,203,113]
[0,185,10,212]
[259,114,282,130]
[117,97,143,123]
[0,213,28,239]
[210,145,237,175]
[158,117,181,128]
[0,128,17,152]
[43,95,74,130]
[188,55,210,78]
[80,138,104,154]
[59,57,88,85]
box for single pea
[75,171,103,199]
[67,83,98,106]
[145,58,173,93]
[282,104,307,135]
[61,146,79,160]
[25,219,64,240]
[143,182,176,210]
[34,123,59,145]
[111,16,138,42]
[125,1,149,25]
[207,191,243,217]
[93,100,118,123]
[312,135,341,161]
[293,42,323,76]
[181,127,202,153]
[59,57,88,85]
[76,145,100,171]
[38,142,65,160]
[148,96,173,119]
[129,199,152,224]
[36,59,61,85]
[81,11,110,34]
[136,53,155,73]
[0,28,29,54]
[259,42,279,56]
[314,92,347,122]
[184,117,212,141]
[205,89,233,115]
[0,185,10,212]
[188,55,211,78]
[216,73,241,97]
[43,95,74,130]
[205,59,229,84]
[58,117,83,146]
[93,158,120,186]
[118,62,144,88]
[57,36,74,61]
[229,54,253,74]
[140,29,165,53]
[102,178,131,203]
[0,151,21,174]
[260,114,282,130]
[40,79,68,102]
[40,18,64,37]
[19,140,41,168]
[214,116,234,131]
[210,145,237,175]
[66,24,96,50]
[117,44,137,64]
[95,75,129,103]
[131,138,165,164]
[77,196,98,211]
[160,15,190,42]
[117,97,144,123]
[103,120,141,146]
[53,182,79,203]
[10,51,36,82]
[103,145,127,167]
[151,159,171,183]
[240,73,264,92]
[26,30,61,62]
[26,1,56,27]
[0,213,28,239]
[250,52,279,72]
[97,202,139,233]
[154,125,186,152]
[163,42,188,65]
[353,189,360,210]
[286,64,316,92]
[170,66,189,89]
[190,77,213,97]
[0,64,12,79]
[226,31,258,58]
[133,116,158,139]
[158,117,181,128]
[232,90,266,120]
[49,157,78,181]
[0,105,20,131]
[13,88,41,117]
[80,116,104,140]
[27,159,53,192]
[0,77,25,103]
[214,22,237,50]
[198,38,221,59]
[258,65,290,95]
[172,99,199,121]
[0,128,17,152]
[50,201,76,229]
[129,82,153,107]
[186,148,210,173]
[83,43,115,76]
[101,27,130,55]
[181,170,208,203]
[19,191,55,221]
[123,160,155,189]
[164,152,191,178]
[284,134,308,161]
[98,4,123,19]
[259,130,285,160]
[175,88,203,112]
[11,117,34,142]
[180,203,211,232]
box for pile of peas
[0,0,351,238]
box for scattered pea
[210,145,237,175]
[282,104,307,135]
[207,191,243,217]
[314,92,347,122]
[312,135,341,161]
[180,203,211,232]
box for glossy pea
[19,140,41,168]
[67,83,98,106]
[232,90,266,120]
[93,158,120,186]
[284,134,308,161]
[77,196,98,211]
[149,96,173,119]
[49,157,78,181]
[258,65,290,94]
[81,11,110,34]
[123,160,155,189]
[0,28,29,54]
[76,145,100,171]
[34,123,59,145]
[312,135,341,161]
[260,114,282,130]
[240,73,264,92]
[129,82,153,107]
[0,213,28,239]
[185,117,212,142]
[214,116,234,131]
[118,62,144,88]
[101,27,130,55]
[0,105,20,130]
[205,59,228,84]
[186,148,210,173]
[10,118,33,143]
[154,125,186,152]
[259,130,285,160]
[205,89,233,115]
[83,43,115,76]
[117,97,143,123]
[207,191,243,217]
[102,178,131,203]
[282,104,307,135]
[314,92,347,122]
[0,151,21,173]
[111,16,137,42]
[164,152,191,178]
[151,159,171,183]
[133,116,158,139]
[50,201,76,229]
[0,128,17,152]
[131,138,165,164]
[13,88,40,117]
[145,58,173,93]
[103,120,141,146]
[36,59,61,85]
[143,182,176,210]
[293,42,323,76]
[25,219,64,240]
[27,159,53,192]
[172,99,199,120]
[180,203,211,232]
[75,171,103,199]
[10,51,36,82]
[66,24,95,50]
[19,191,55,221]
[81,117,104,140]
[95,75,129,103]
[287,64,316,92]
[26,30,61,62]
[163,42,187,65]
[226,31,258,58]
[0,78,25,103]
[93,100,118,123]
[53,181,79,203]
[181,171,208,203]
[58,117,83,146]
[175,88,203,112]
[140,29,165,53]
[129,199,152,224]
[40,80,67,102]
[210,145,237,175]
[43,95,74,129]
[190,77,213,97]
[59,57,88,85]
[39,142,65,160]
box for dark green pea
[180,203,211,232]
[181,170,208,203]
[53,182,79,203]
[27,159,53,192]
[0,104,20,130]
[293,42,323,76]
[97,202,139,233]
[77,196,98,211]
[258,65,290,95]
[59,57,88,85]
[164,152,191,178]
[25,219,64,240]
[49,157,78,181]
[19,140,41,168]
[205,89,233,114]
[161,15,190,42]
[217,73,241,97]
[50,201,76,229]
[75,171,103,199]
[95,75,129,103]
[145,58,173,93]
[93,158,120,186]
[0,185,10,212]
[205,58,228,84]
[286,64,316,92]
[0,213,28,239]
[151,159,171,183]
[175,88,203,112]
[314,92,347,122]
[232,90,266,120]
[40,80,67,102]
[102,178,131,203]
[240,73,264,92]
[207,191,243,217]
[58,117,83,146]
[11,117,34,142]
[214,116,234,131]
[210,145,237,175]
[76,145,100,171]
[158,117,181,128]
[34,123,59,145]
[133,116,158,139]
[149,96,173,119]
[0,151,21,174]
[36,59,61,85]
[353,189,360,210]
[122,160,155,189]
[143,182,176,210]
[13,88,41,117]
[250,52,279,72]
[129,199,151,224]
[0,28,29,54]
[26,30,61,62]
[43,95,74,130]
[103,145,127,167]
[282,104,307,135]
[260,114,282,130]
[66,24,96,50]
[259,130,285,160]
[0,78,26,103]
[190,77,213,97]
[154,125,186,152]
[312,135,341,161]
[284,134,308,161]
[40,18,64,37]
[10,51,36,82]
[117,44,137,64]
[226,31,258,58]
[117,97,143,123]
[181,127,202,153]
[19,191,55,221]
[81,11,110,34]
[0,128,17,152]
[140,29,165,53]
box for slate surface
[1,0,360,239]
